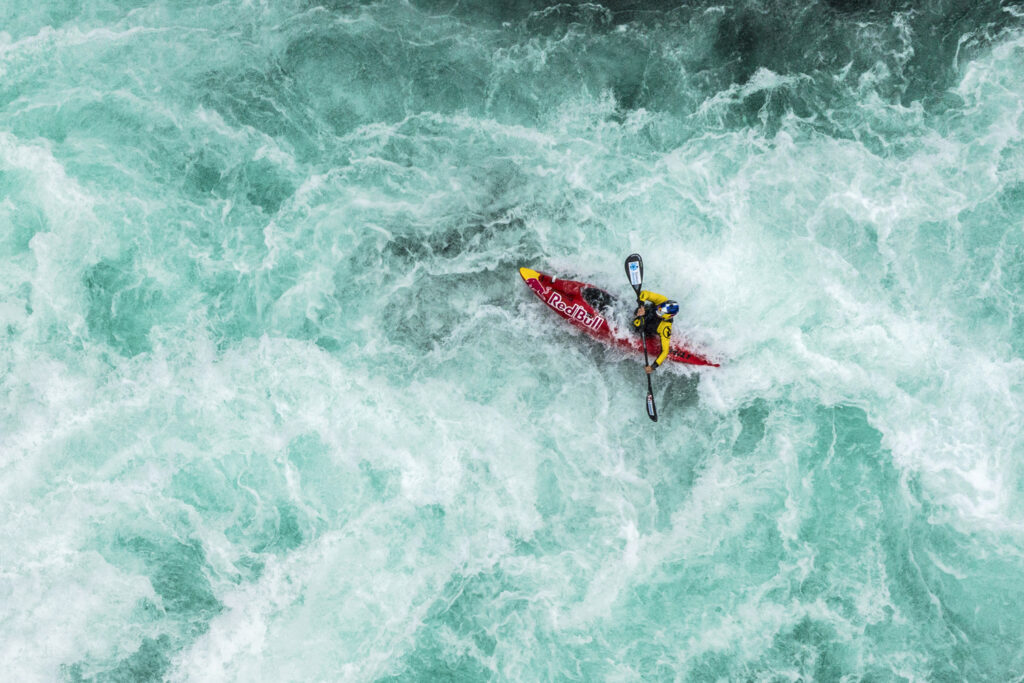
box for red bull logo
[525,276,546,297]
[546,291,605,331]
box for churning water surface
[2,0,1024,680]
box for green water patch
[83,256,166,357]
[169,448,305,535]
[180,150,295,214]
[169,460,239,518]
[895,499,1024,679]
[64,532,223,682]
[943,194,1024,350]
[110,535,221,628]
[356,214,543,358]
[378,573,503,681]
[733,398,770,456]
[754,404,1024,680]
[0,180,47,255]
[286,432,402,520]
[206,274,264,347]
[279,12,494,136]
[534,458,564,520]
[182,152,223,197]
[500,402,1021,680]
[903,0,1020,106]
[772,617,849,681]
[236,158,296,215]
[58,429,377,678]
[63,634,172,683]
[194,63,324,163]
[384,214,534,269]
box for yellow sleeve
[654,321,672,367]
[638,290,667,306]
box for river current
[2,1,1024,680]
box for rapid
[2,0,1024,679]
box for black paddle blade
[646,376,658,422]
[646,392,658,421]
[624,253,643,296]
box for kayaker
[632,291,679,374]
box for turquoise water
[2,0,1024,679]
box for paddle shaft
[625,254,658,422]
[639,307,656,399]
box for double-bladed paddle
[625,253,657,422]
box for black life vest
[634,302,668,336]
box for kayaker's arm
[638,290,668,306]
[651,322,672,370]
[636,290,667,318]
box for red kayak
[519,267,719,367]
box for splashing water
[2,0,1024,680]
